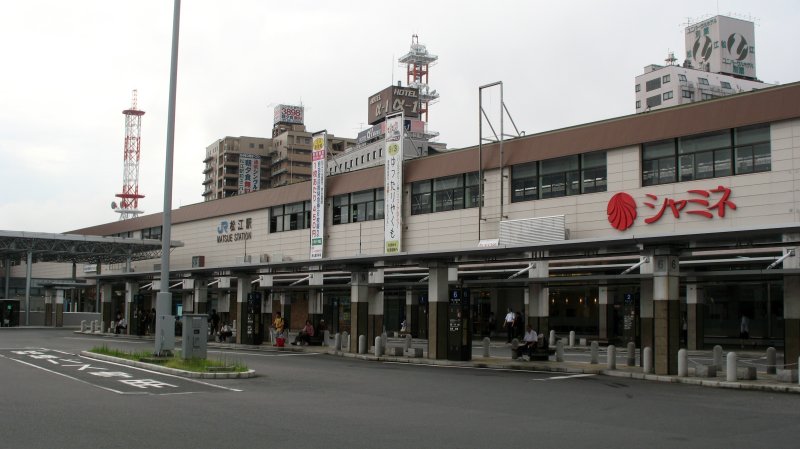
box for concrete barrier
[726,352,737,382]
[696,364,717,377]
[374,337,383,357]
[386,346,403,356]
[358,335,367,354]
[766,347,777,375]
[643,347,653,375]
[405,348,423,358]
[678,348,687,377]
[737,366,757,381]
[776,369,798,383]
[590,341,599,364]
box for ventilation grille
[499,215,566,246]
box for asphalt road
[1,328,798,449]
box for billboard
[368,86,420,125]
[384,114,403,254]
[310,132,326,260]
[238,153,261,194]
[685,15,756,79]
[356,119,426,146]
[273,104,304,125]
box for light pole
[155,0,181,356]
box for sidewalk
[75,330,800,394]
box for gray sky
[1,0,798,233]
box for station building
[3,81,800,375]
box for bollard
[607,345,617,370]
[404,334,413,351]
[549,330,556,347]
[644,347,653,374]
[483,337,491,358]
[100,321,106,334]
[342,331,350,353]
[727,352,737,382]
[374,337,383,357]
[713,345,723,369]
[556,340,564,362]
[381,331,387,351]
[334,333,341,351]
[80,320,86,332]
[627,342,636,367]
[569,331,576,347]
[678,348,688,377]
[94,320,99,332]
[511,338,520,360]
[766,347,777,375]
[324,330,331,347]
[358,335,367,354]
[590,341,599,364]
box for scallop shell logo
[607,192,637,231]
[388,143,399,156]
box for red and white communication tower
[113,90,145,220]
[398,34,439,122]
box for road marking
[534,373,596,381]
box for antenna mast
[114,89,146,220]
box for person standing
[209,309,221,336]
[504,308,516,343]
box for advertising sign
[685,16,756,79]
[238,153,261,194]
[310,132,327,259]
[368,86,420,125]
[384,114,403,254]
[273,104,305,125]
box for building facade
[4,82,800,375]
[635,15,769,112]
[202,136,272,201]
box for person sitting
[115,313,127,334]
[219,323,233,342]
[293,320,315,346]
[516,324,538,359]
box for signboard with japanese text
[237,153,261,195]
[216,217,253,244]
[368,86,420,125]
[384,114,403,254]
[685,15,756,79]
[273,104,304,125]
[607,186,737,231]
[310,132,327,260]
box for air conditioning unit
[191,256,205,268]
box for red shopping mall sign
[607,186,737,231]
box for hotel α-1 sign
[607,186,736,231]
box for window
[411,172,480,215]
[141,226,162,240]
[645,78,661,92]
[581,152,607,193]
[332,189,384,225]
[734,124,771,174]
[259,144,264,149]
[512,162,538,202]
[642,124,771,185]
[701,93,716,100]
[270,201,311,233]
[663,91,673,100]
[682,90,693,99]
[699,77,709,85]
[636,100,641,109]
[678,130,732,181]
[642,140,677,186]
[721,81,732,89]
[635,84,641,92]
[678,74,687,82]
[646,95,662,108]
[662,74,670,83]
[249,143,255,149]
[540,156,580,199]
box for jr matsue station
[3,82,800,376]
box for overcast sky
[1,0,798,233]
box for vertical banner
[384,114,403,253]
[310,132,327,259]
[238,154,261,194]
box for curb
[80,351,257,379]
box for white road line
[534,374,596,381]
[6,357,129,394]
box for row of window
[642,124,770,186]
[332,148,383,173]
[511,152,607,202]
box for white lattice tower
[115,90,145,220]
[398,34,439,122]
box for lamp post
[155,0,181,356]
